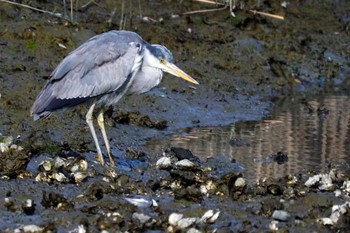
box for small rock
[272,210,291,221]
[41,191,69,209]
[4,197,15,211]
[132,212,151,224]
[334,189,342,197]
[272,151,288,164]
[267,184,283,195]
[166,147,200,163]
[22,199,35,215]
[177,217,198,229]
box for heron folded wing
[31,30,144,117]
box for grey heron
[31,30,199,166]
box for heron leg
[86,103,105,165]
[97,111,115,166]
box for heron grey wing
[31,31,144,118]
[52,31,133,81]
[50,32,144,99]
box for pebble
[177,217,198,229]
[132,212,151,224]
[4,197,15,211]
[272,210,291,221]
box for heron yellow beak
[161,60,199,85]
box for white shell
[0,135,13,153]
[208,211,220,223]
[54,157,66,168]
[200,210,214,222]
[125,196,153,208]
[187,228,201,233]
[156,157,172,168]
[73,172,88,183]
[200,210,220,223]
[175,159,195,168]
[341,181,350,193]
[269,220,279,231]
[305,174,333,190]
[234,177,246,187]
[319,202,350,225]
[53,172,67,182]
[168,213,183,225]
[21,224,43,232]
[41,160,52,171]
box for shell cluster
[35,156,89,184]
[156,147,218,198]
[168,210,220,232]
[0,134,29,178]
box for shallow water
[145,94,350,182]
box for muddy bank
[1,0,350,232]
[1,143,350,232]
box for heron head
[147,44,199,85]
[149,44,174,63]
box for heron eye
[159,58,164,63]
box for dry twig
[183,0,284,20]
[0,0,77,23]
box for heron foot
[107,152,115,167]
[96,153,105,166]
[106,161,115,167]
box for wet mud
[1,0,350,232]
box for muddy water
[145,94,350,182]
